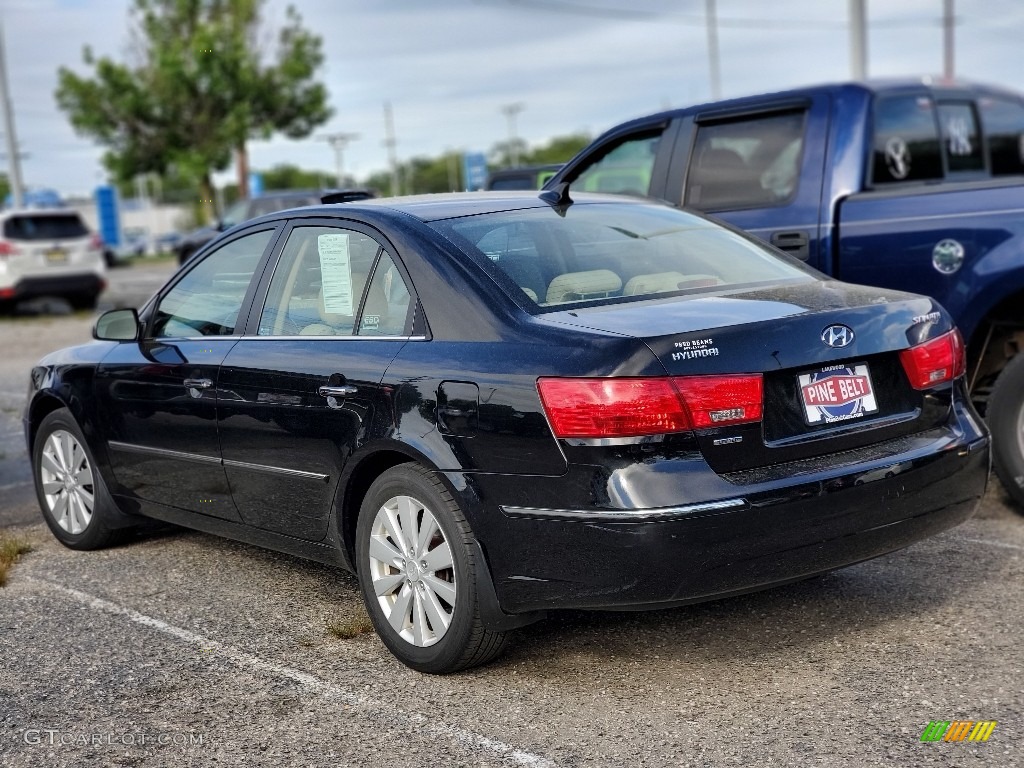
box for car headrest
[545,269,622,305]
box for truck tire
[988,353,1024,512]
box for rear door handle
[318,385,358,398]
[184,378,213,389]
[770,230,810,261]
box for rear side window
[978,96,1024,176]
[871,95,943,184]
[937,102,984,173]
[3,214,88,240]
[685,111,805,211]
[573,133,659,197]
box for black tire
[988,353,1024,513]
[68,292,99,311]
[355,463,509,673]
[32,409,132,549]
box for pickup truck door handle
[770,230,810,261]
[318,385,358,398]
[183,378,213,389]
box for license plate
[797,362,878,425]
[45,248,67,264]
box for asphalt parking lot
[0,264,1021,767]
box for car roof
[0,207,83,219]
[261,191,649,224]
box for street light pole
[943,0,955,80]
[501,103,525,168]
[705,0,722,100]
[319,132,360,188]
[849,0,868,80]
[0,21,25,207]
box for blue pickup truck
[547,79,1024,510]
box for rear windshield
[429,202,813,309]
[4,214,88,240]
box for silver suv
[0,209,106,310]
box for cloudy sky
[2,0,1023,196]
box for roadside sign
[462,152,488,191]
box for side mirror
[94,308,140,341]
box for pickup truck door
[674,95,832,270]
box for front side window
[685,111,805,211]
[258,226,412,337]
[152,230,272,337]
[978,96,1024,176]
[431,202,812,311]
[871,95,943,184]
[938,101,984,173]
[573,133,660,197]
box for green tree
[0,173,9,204]
[55,0,331,222]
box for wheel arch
[963,285,1024,408]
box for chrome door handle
[318,385,358,398]
[184,378,213,389]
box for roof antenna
[538,182,572,215]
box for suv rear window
[431,202,812,310]
[4,214,88,240]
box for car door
[95,227,279,518]
[217,220,418,541]
[679,96,831,269]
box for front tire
[32,409,131,549]
[988,353,1024,513]
[355,464,509,673]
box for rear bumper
[0,272,105,301]
[464,403,989,615]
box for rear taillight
[899,330,966,389]
[0,240,15,257]
[672,375,763,428]
[537,374,763,438]
[89,234,104,251]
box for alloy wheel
[39,429,95,535]
[367,494,457,647]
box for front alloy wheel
[39,429,95,534]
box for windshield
[4,214,88,240]
[429,202,814,309]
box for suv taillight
[537,375,763,439]
[89,234,104,251]
[0,240,16,257]
[899,330,966,389]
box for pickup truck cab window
[684,110,805,212]
[572,133,659,197]
[937,101,984,174]
[871,95,943,185]
[978,96,1024,176]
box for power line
[480,0,964,30]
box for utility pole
[0,22,25,208]
[943,0,955,80]
[849,0,868,80]
[319,132,360,188]
[705,0,722,100]
[383,102,400,197]
[501,103,525,168]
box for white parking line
[963,537,1024,552]
[33,579,555,768]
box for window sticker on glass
[317,233,354,315]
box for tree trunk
[199,173,215,225]
[236,144,249,200]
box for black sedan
[24,191,989,673]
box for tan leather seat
[545,269,622,305]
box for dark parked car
[484,164,562,190]
[176,188,374,264]
[25,192,989,673]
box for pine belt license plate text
[45,248,67,264]
[797,363,878,425]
